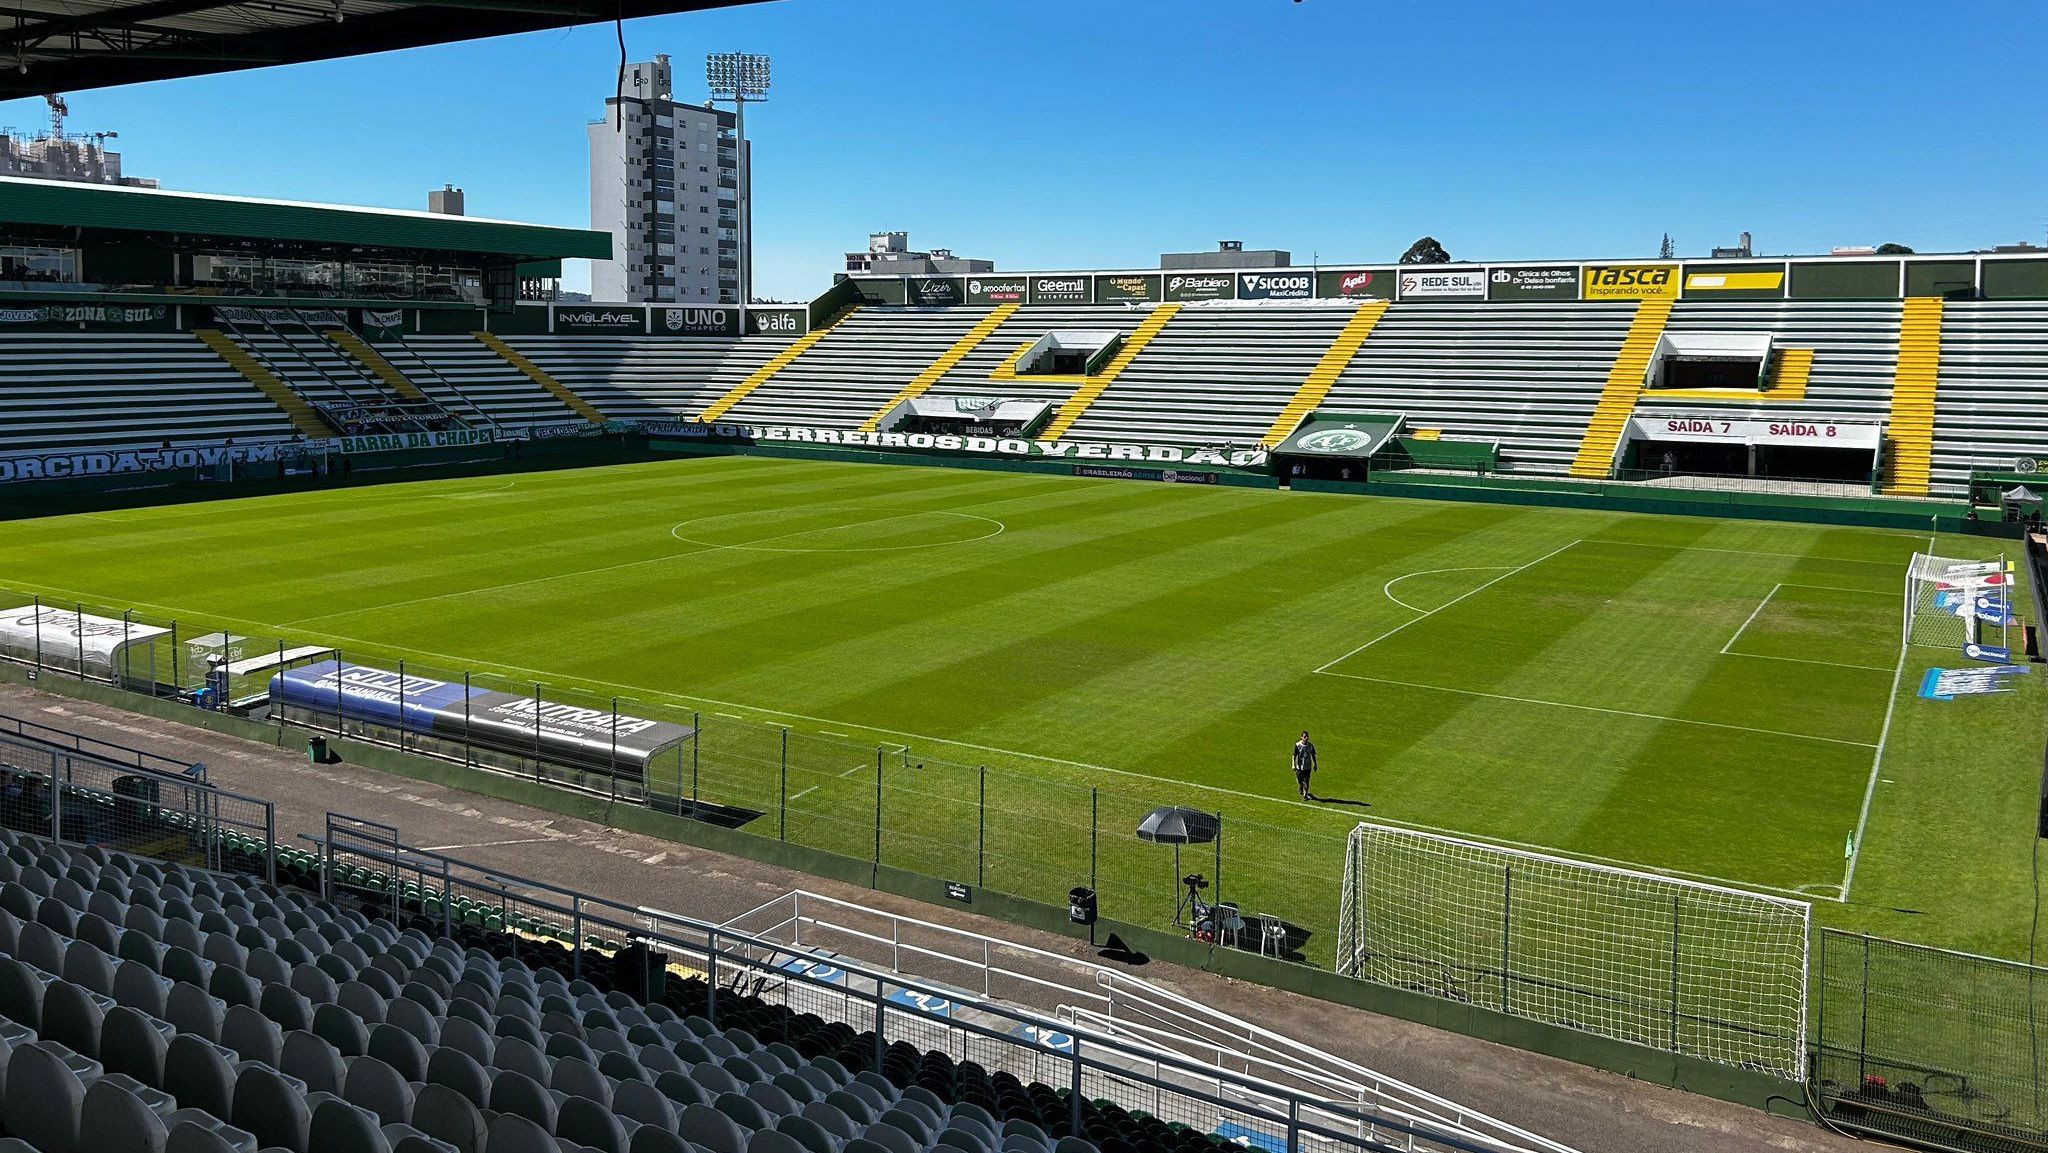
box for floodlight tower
[705,52,768,309]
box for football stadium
[0,4,2045,1153]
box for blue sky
[7,0,2043,300]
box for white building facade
[587,55,747,304]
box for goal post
[1336,822,1811,1080]
[1904,553,2013,652]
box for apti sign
[1319,269,1387,298]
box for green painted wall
[1981,260,2048,300]
[1905,260,1976,299]
[1789,262,1897,300]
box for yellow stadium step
[858,303,1020,433]
[326,328,428,402]
[1567,300,1674,478]
[1882,297,1945,496]
[1766,347,1814,399]
[193,328,333,438]
[1037,304,1181,441]
[699,307,859,423]
[473,331,607,424]
[1259,300,1390,447]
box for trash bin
[1067,887,1097,926]
[307,736,328,764]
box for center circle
[668,506,1005,553]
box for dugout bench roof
[0,0,771,99]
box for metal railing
[312,814,1571,1153]
[0,710,204,780]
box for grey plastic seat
[79,1076,172,1153]
[61,940,116,996]
[261,983,316,1032]
[776,1113,841,1153]
[409,1084,485,1153]
[113,960,173,1017]
[693,1062,744,1098]
[801,1101,859,1143]
[164,1035,239,1119]
[550,1056,611,1106]
[283,1030,348,1095]
[313,1002,370,1057]
[628,1127,698,1153]
[0,957,44,1029]
[878,1109,932,1146]
[937,1128,991,1153]
[679,1102,748,1153]
[486,1068,558,1132]
[41,979,107,1058]
[5,1041,89,1153]
[208,967,259,1010]
[16,920,66,974]
[221,1003,284,1066]
[342,1054,415,1127]
[338,982,389,1025]
[436,1016,492,1066]
[747,1081,800,1119]
[862,1124,917,1153]
[613,1079,678,1131]
[715,1092,775,1132]
[423,1046,489,1108]
[655,1069,713,1110]
[367,1023,430,1081]
[231,1062,314,1153]
[482,1113,556,1153]
[560,1094,631,1153]
[101,1004,172,1085]
[824,1090,876,1126]
[386,997,440,1047]
[490,1035,550,1084]
[309,1097,393,1153]
[747,1131,805,1153]
[771,1072,820,1106]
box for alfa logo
[1297,427,1375,455]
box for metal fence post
[610,697,620,782]
[397,660,407,751]
[706,938,719,1023]
[532,683,544,782]
[265,804,277,885]
[977,766,986,888]
[1214,812,1223,912]
[441,860,453,937]
[47,750,62,843]
[873,984,887,1070]
[571,895,584,981]
[1069,1039,1084,1133]
[31,595,42,670]
[1089,788,1098,898]
[121,611,131,691]
[335,649,345,735]
[462,673,473,766]
[169,619,179,690]
[1287,1097,1300,1153]
[873,747,883,876]
[1501,864,1513,1013]
[779,728,788,842]
[690,711,700,808]
[1669,896,1682,1051]
[73,604,85,680]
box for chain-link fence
[1817,929,2048,1151]
[0,722,274,881]
[0,584,1350,966]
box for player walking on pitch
[1293,730,1318,801]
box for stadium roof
[0,0,771,99]
[0,175,610,260]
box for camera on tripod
[1181,874,1208,891]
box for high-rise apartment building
[587,55,747,304]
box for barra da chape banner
[269,660,694,775]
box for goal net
[1904,553,2013,652]
[1336,822,1810,1079]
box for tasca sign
[1238,271,1313,300]
[656,307,740,336]
[1163,273,1235,302]
[1488,266,1581,300]
[966,277,1027,304]
[1583,264,1679,300]
[0,441,311,484]
[659,422,1268,469]
[1029,275,1090,304]
[907,277,965,306]
[553,307,645,334]
[1397,269,1486,299]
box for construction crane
[43,94,66,138]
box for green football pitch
[1,455,2041,962]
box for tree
[1658,233,1675,259]
[1400,236,1451,264]
[1876,242,1915,255]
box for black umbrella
[1136,806,1219,845]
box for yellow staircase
[1258,300,1390,447]
[1882,297,1945,496]
[1766,347,1814,399]
[473,331,607,424]
[857,304,1019,433]
[1566,300,1674,478]
[699,307,860,423]
[1037,305,1182,440]
[193,328,332,438]
[326,328,428,402]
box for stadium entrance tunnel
[1622,416,1879,485]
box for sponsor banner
[1317,269,1388,299]
[965,276,1028,305]
[1683,270,1785,293]
[656,422,1268,469]
[1920,665,2030,700]
[552,306,646,335]
[339,429,501,454]
[1163,272,1235,302]
[0,304,170,326]
[657,306,740,336]
[1074,465,1220,484]
[269,660,693,773]
[1396,268,1486,300]
[214,306,348,328]
[1628,416,1881,449]
[1237,271,1314,300]
[906,277,966,306]
[746,308,806,337]
[1094,274,1161,304]
[1028,275,1090,304]
[0,441,312,485]
[1963,642,2013,664]
[0,606,169,669]
[360,309,408,339]
[1274,419,1401,458]
[1583,264,1679,300]
[1488,265,1581,300]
